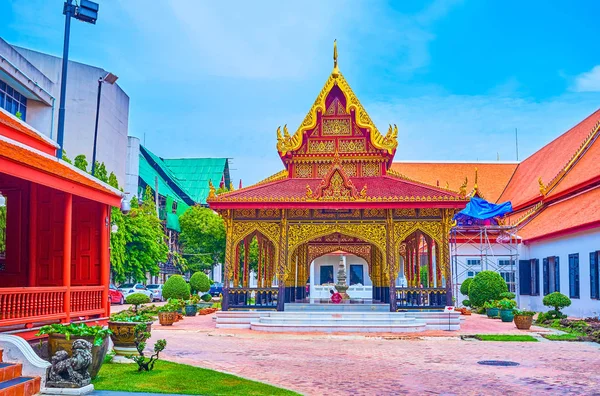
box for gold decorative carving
[317,163,330,177]
[363,208,385,218]
[231,221,281,248]
[234,209,255,218]
[338,139,365,153]
[342,162,357,177]
[306,185,313,199]
[322,118,352,136]
[207,180,216,201]
[362,161,380,177]
[257,209,280,218]
[306,243,371,265]
[459,177,468,198]
[395,208,416,218]
[419,208,441,217]
[288,209,310,218]
[309,140,335,154]
[538,177,546,196]
[295,163,313,178]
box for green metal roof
[162,158,228,204]
[138,152,187,204]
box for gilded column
[221,210,233,311]
[441,209,453,305]
[277,211,288,311]
[243,236,250,288]
[386,209,396,311]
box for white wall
[520,229,600,318]
[13,47,130,185]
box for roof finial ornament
[538,176,547,196]
[459,177,468,198]
[332,39,339,78]
[207,179,216,200]
[473,167,479,192]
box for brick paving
[141,313,600,395]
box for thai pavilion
[208,43,469,311]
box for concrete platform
[285,303,390,312]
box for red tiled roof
[546,133,600,199]
[0,108,58,150]
[517,186,600,242]
[391,162,518,203]
[0,137,120,198]
[210,174,466,207]
[499,108,600,209]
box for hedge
[468,271,508,307]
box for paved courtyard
[140,312,600,395]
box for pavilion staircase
[0,348,41,396]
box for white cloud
[571,65,600,92]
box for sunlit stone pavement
[143,313,600,395]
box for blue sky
[2,0,600,185]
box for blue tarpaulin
[453,197,512,226]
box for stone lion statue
[47,339,93,388]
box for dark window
[590,251,599,299]
[543,256,560,295]
[0,79,27,121]
[349,265,364,285]
[568,254,580,299]
[519,260,531,295]
[531,259,540,295]
[500,271,516,292]
[320,265,334,285]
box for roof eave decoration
[307,157,361,201]
[276,41,398,158]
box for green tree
[0,203,6,255]
[179,206,225,273]
[74,155,89,172]
[93,162,108,183]
[62,150,73,165]
[468,271,508,307]
[419,265,429,287]
[122,187,168,281]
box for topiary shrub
[543,292,571,314]
[190,272,211,294]
[468,271,508,308]
[126,292,150,312]
[201,293,212,302]
[162,275,190,300]
[460,278,473,296]
[499,292,516,300]
[462,299,471,307]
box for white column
[309,260,315,303]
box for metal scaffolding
[450,225,519,305]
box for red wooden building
[0,108,122,336]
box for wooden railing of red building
[0,286,105,329]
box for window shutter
[591,252,598,299]
[534,259,540,295]
[543,258,549,296]
[519,260,531,295]
[554,256,560,292]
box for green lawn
[93,361,299,396]
[474,334,538,342]
[543,333,580,341]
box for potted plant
[184,298,198,316]
[513,310,536,330]
[108,293,155,356]
[197,293,214,309]
[484,301,499,318]
[497,298,517,322]
[157,301,177,326]
[36,323,111,379]
[190,271,213,309]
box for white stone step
[250,321,427,333]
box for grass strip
[543,333,580,341]
[93,360,299,395]
[474,334,538,342]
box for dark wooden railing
[395,287,447,309]
[226,287,278,309]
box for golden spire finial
[474,167,479,192]
[207,179,216,200]
[459,177,468,198]
[332,39,339,78]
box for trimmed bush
[462,299,471,307]
[163,275,190,300]
[190,272,211,294]
[499,292,516,300]
[126,293,150,312]
[460,278,473,296]
[201,293,212,302]
[542,292,571,314]
[468,271,508,307]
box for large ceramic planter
[184,305,197,317]
[514,315,533,330]
[108,321,152,356]
[158,311,176,326]
[486,308,499,318]
[48,333,108,379]
[500,309,514,322]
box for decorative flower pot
[48,333,109,379]
[108,321,152,356]
[514,315,533,330]
[184,305,197,317]
[158,311,176,326]
[486,308,499,318]
[500,309,514,322]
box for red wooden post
[100,204,110,317]
[63,193,72,323]
[28,183,37,287]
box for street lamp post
[91,72,118,176]
[56,0,99,159]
